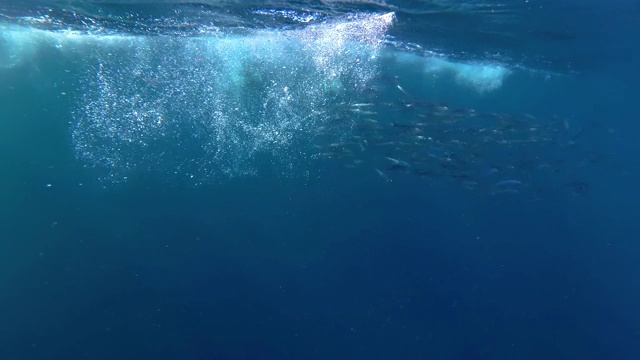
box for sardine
[396,84,409,95]
[384,157,411,168]
[495,179,522,187]
[375,169,392,183]
[350,103,374,107]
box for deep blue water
[1,1,639,359]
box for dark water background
[1,1,639,359]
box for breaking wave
[0,4,531,185]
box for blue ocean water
[1,1,639,359]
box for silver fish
[375,168,392,183]
[384,157,411,168]
[495,179,522,187]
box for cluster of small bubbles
[71,13,395,184]
[293,12,394,88]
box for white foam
[0,14,517,185]
[426,57,511,93]
[395,51,511,93]
[0,24,37,68]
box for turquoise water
[1,1,639,359]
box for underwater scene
[1,1,639,359]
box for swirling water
[1,1,639,359]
